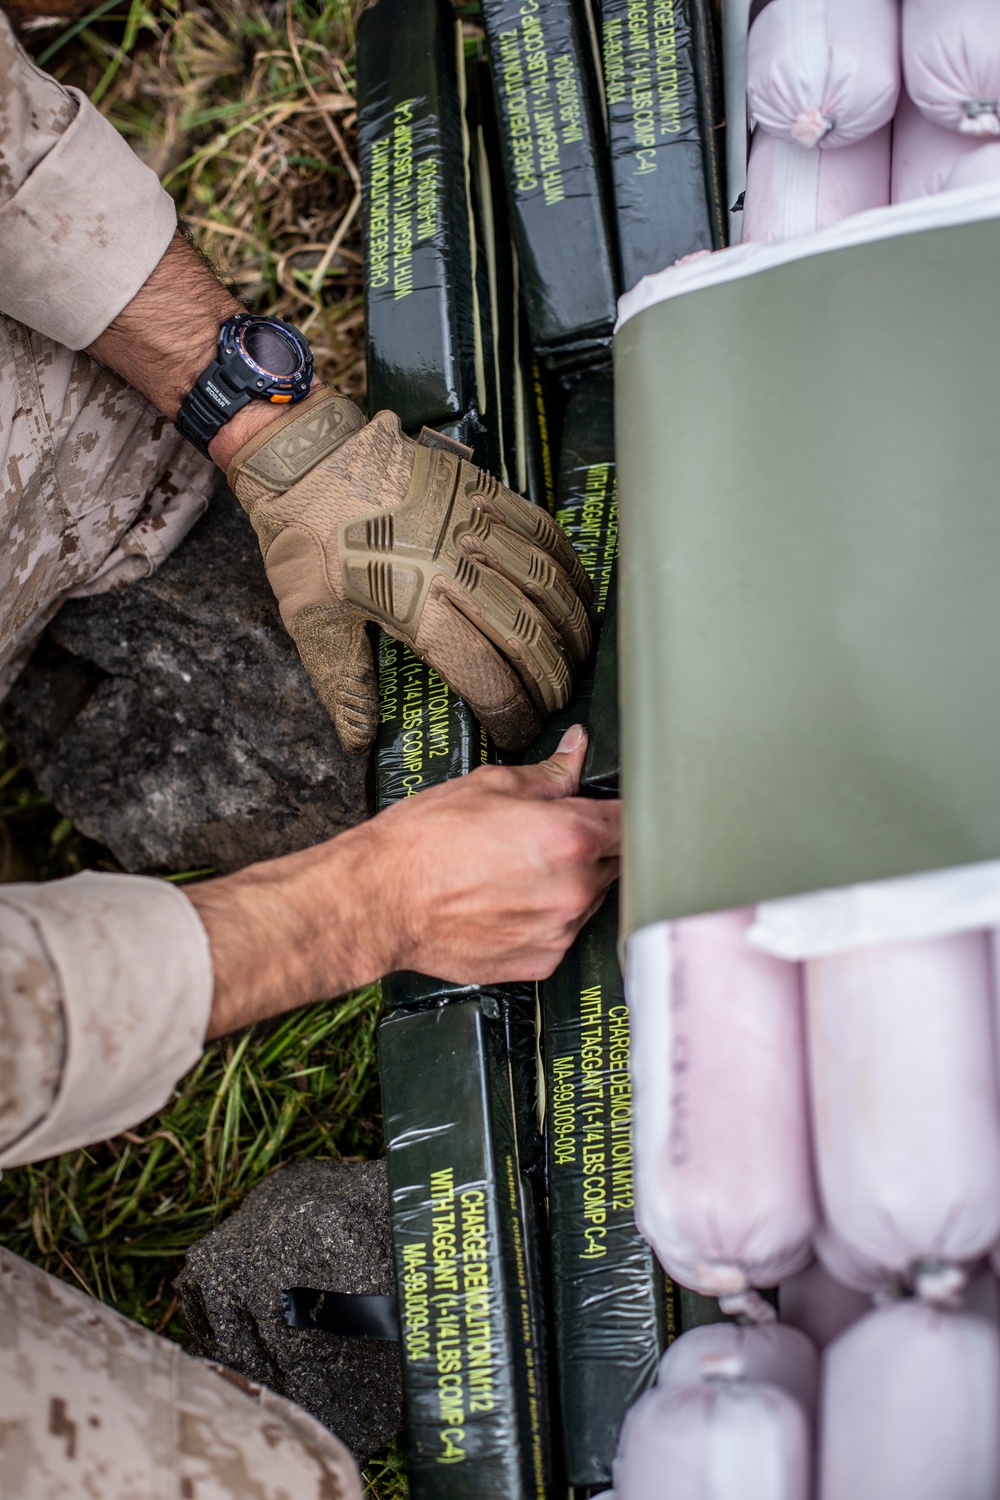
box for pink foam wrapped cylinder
[818,1302,1000,1500]
[779,1259,869,1352]
[891,86,984,202]
[903,0,1000,138]
[627,910,816,1317]
[615,1381,811,1500]
[741,123,891,241]
[944,144,1000,191]
[806,933,1000,1299]
[658,1323,819,1418]
[747,0,899,149]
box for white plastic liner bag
[749,858,1000,960]
[615,1325,815,1500]
[747,0,900,149]
[626,910,816,1319]
[742,122,890,240]
[903,0,1000,138]
[891,86,984,202]
[818,1301,1000,1500]
[723,0,753,241]
[805,933,1000,1299]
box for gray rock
[0,486,370,873]
[175,1158,401,1463]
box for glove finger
[413,590,542,752]
[466,476,594,607]
[460,515,592,667]
[435,561,573,718]
[293,603,378,756]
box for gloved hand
[227,389,594,755]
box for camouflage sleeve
[0,1248,365,1499]
[0,10,177,349]
[0,872,213,1168]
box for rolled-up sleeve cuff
[0,872,213,1167]
[0,88,177,349]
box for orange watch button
[270,393,293,403]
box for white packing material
[806,933,1000,1299]
[818,1301,1000,1500]
[614,1381,811,1500]
[748,860,1000,960]
[657,1323,819,1417]
[891,86,984,203]
[626,910,816,1320]
[747,0,900,149]
[903,0,1000,138]
[615,178,1000,331]
[778,1260,870,1352]
[723,0,753,242]
[741,122,891,241]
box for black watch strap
[176,359,252,458]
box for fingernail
[557,724,585,754]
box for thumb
[293,603,378,755]
[519,723,588,800]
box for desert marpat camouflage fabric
[0,1248,362,1499]
[0,19,363,1495]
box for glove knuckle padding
[337,441,582,718]
[229,390,590,753]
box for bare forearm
[84,229,317,471]
[187,821,397,1040]
[185,731,620,1041]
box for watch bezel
[218,313,314,399]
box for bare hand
[370,723,619,984]
[189,724,620,1037]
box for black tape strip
[282,1288,401,1341]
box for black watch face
[240,320,303,378]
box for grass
[1,4,409,1493]
[25,0,368,397]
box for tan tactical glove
[228,389,594,755]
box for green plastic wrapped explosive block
[380,1000,557,1497]
[376,631,496,1011]
[541,887,665,1488]
[522,340,557,512]
[479,0,619,361]
[601,0,726,289]
[357,0,477,428]
[465,54,518,489]
[553,373,618,613]
[376,632,493,811]
[522,371,618,765]
[582,559,619,796]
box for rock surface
[175,1158,401,1463]
[0,487,370,873]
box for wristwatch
[176,312,314,457]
